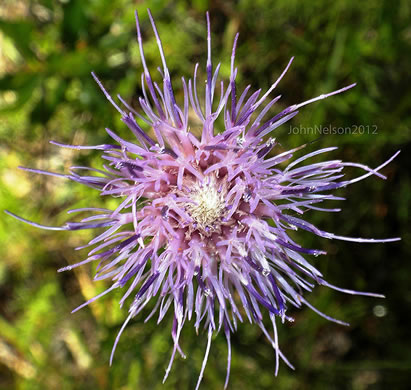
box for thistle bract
[7,10,400,389]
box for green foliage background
[0,0,410,389]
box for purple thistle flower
[6,10,400,389]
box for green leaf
[0,19,35,59]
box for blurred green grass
[0,0,410,389]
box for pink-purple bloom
[6,10,400,389]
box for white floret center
[187,177,226,231]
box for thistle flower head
[6,10,400,389]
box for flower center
[186,176,226,234]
